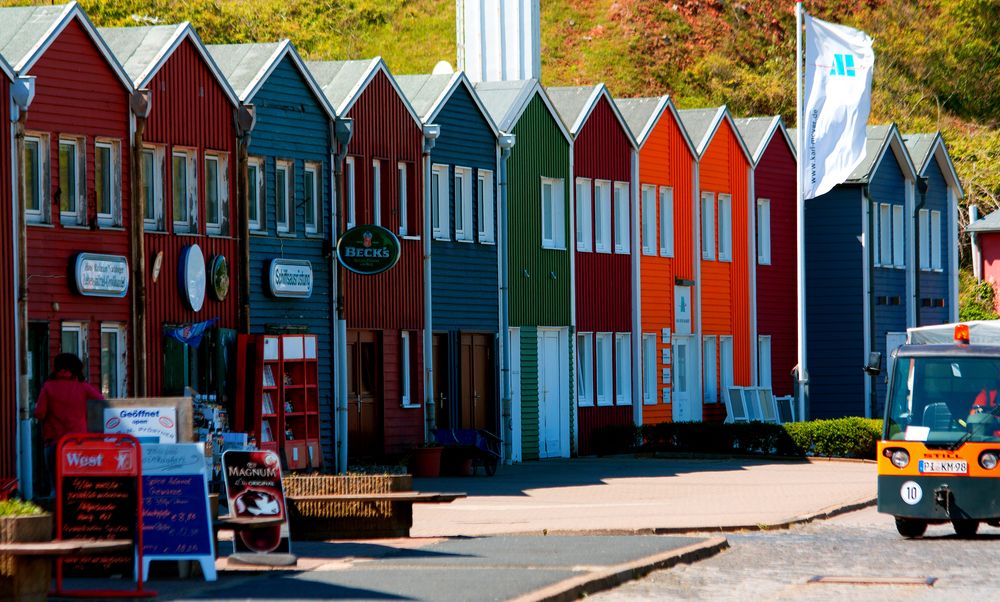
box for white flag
[803,14,874,199]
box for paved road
[591,506,1000,601]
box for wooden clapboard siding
[381,329,424,454]
[917,159,950,326]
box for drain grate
[808,576,937,586]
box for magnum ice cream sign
[221,450,291,554]
[336,224,401,275]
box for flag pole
[795,1,809,421]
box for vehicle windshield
[885,355,1000,444]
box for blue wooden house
[208,41,338,461]
[801,124,919,419]
[396,71,502,433]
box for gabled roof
[677,105,753,163]
[473,79,572,144]
[903,131,964,198]
[788,123,917,185]
[734,115,796,166]
[395,71,499,137]
[100,22,239,107]
[0,2,132,89]
[967,209,1000,233]
[546,84,638,149]
[207,40,336,121]
[305,57,421,127]
[616,95,697,158]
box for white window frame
[59,136,86,226]
[718,193,732,262]
[205,152,229,236]
[930,210,942,271]
[400,331,418,407]
[142,145,166,231]
[432,164,449,240]
[23,133,49,224]
[873,201,881,265]
[641,184,656,255]
[575,178,592,252]
[94,139,122,228]
[703,335,717,403]
[892,203,904,268]
[757,335,772,389]
[345,156,356,228]
[455,166,474,242]
[642,333,656,405]
[397,162,408,237]
[100,323,127,399]
[541,177,566,250]
[596,332,613,406]
[613,182,630,254]
[918,208,930,270]
[719,335,734,394]
[171,148,198,234]
[660,186,674,257]
[304,162,321,235]
[576,333,594,407]
[372,159,382,226]
[879,203,892,267]
[247,156,264,232]
[60,322,87,371]
[757,198,771,265]
[594,180,611,253]
[275,160,292,234]
[615,333,631,405]
[477,169,495,244]
[701,192,715,260]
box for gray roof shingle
[305,58,379,115]
[395,73,455,122]
[546,85,599,134]
[473,79,536,131]
[677,107,723,154]
[0,3,71,69]
[99,24,185,85]
[206,42,283,100]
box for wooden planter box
[1,513,54,602]
[283,475,413,540]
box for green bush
[784,418,883,459]
[0,499,44,517]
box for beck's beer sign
[336,225,401,276]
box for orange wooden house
[678,107,755,421]
[618,97,698,425]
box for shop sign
[222,450,291,555]
[210,255,230,301]
[73,253,129,297]
[674,285,692,335]
[179,244,207,312]
[268,259,313,298]
[336,225,401,275]
[103,406,177,444]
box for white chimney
[457,0,541,83]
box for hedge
[591,417,883,460]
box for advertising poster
[104,407,177,443]
[221,450,291,554]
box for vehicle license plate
[918,460,967,474]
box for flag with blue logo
[164,318,217,348]
[803,14,874,199]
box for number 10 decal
[900,480,923,505]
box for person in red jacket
[34,353,104,495]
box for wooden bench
[1,539,133,601]
[0,539,132,556]
[284,491,465,539]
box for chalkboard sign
[141,444,216,581]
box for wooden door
[432,334,449,428]
[460,334,496,431]
[347,330,381,459]
[538,330,564,458]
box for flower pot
[1,513,53,602]
[410,446,444,478]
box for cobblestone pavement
[591,506,1000,601]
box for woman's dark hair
[51,353,85,382]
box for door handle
[439,393,446,409]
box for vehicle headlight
[979,452,998,470]
[891,449,910,468]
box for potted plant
[409,442,444,478]
[1,498,53,602]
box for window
[400,332,415,407]
[431,164,449,240]
[372,160,382,226]
[720,335,733,394]
[642,334,656,405]
[594,180,611,252]
[575,178,592,251]
[576,333,594,406]
[718,194,732,262]
[143,146,165,231]
[757,198,771,265]
[541,178,565,249]
[455,167,473,241]
[478,170,494,243]
[172,149,197,233]
[275,161,292,234]
[100,324,126,398]
[615,333,631,405]
[758,336,772,389]
[892,204,904,268]
[247,157,263,231]
[703,336,717,403]
[596,333,612,406]
[701,192,715,260]
[641,184,656,255]
[345,156,356,228]
[918,208,930,269]
[95,139,121,227]
[59,137,85,225]
[931,210,942,270]
[660,187,674,257]
[878,203,892,266]
[23,134,47,224]
[305,162,320,235]
[61,322,86,371]
[397,162,408,237]
[872,201,881,265]
[205,153,229,235]
[613,182,630,254]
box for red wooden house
[307,58,427,459]
[735,116,797,398]
[548,85,638,455]
[0,3,135,413]
[100,23,243,399]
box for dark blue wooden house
[801,124,918,420]
[208,41,338,460]
[396,72,502,433]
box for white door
[672,336,695,422]
[538,329,565,458]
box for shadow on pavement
[178,573,414,600]
[283,540,475,561]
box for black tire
[484,457,498,476]
[953,520,980,537]
[895,517,927,538]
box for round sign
[900,480,923,505]
[210,255,230,301]
[336,224,402,276]
[178,244,207,312]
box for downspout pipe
[332,117,353,474]
[913,176,928,327]
[129,90,151,397]
[497,133,515,463]
[13,75,34,498]
[422,124,440,443]
[235,105,257,335]
[863,184,877,419]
